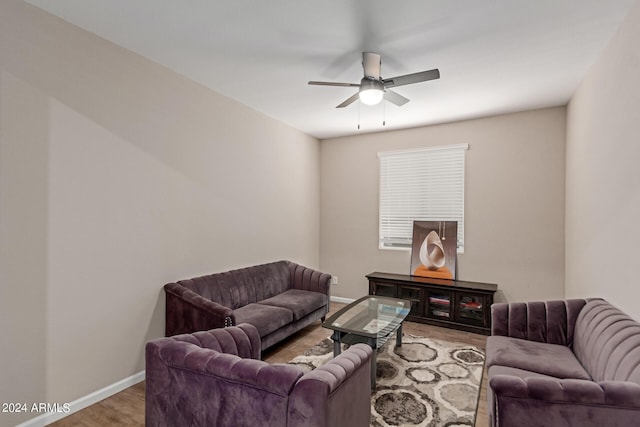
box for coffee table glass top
[324,295,411,338]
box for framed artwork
[410,221,458,280]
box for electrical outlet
[330,276,339,286]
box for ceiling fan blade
[383,69,440,88]
[362,52,381,79]
[308,81,360,87]
[384,90,410,106]
[336,93,360,108]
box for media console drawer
[367,272,497,335]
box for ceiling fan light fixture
[359,88,384,105]
[358,78,384,105]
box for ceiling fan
[308,52,440,108]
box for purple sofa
[486,298,640,427]
[146,323,373,427]
[165,260,330,350]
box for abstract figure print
[410,221,457,280]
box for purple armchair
[146,323,373,427]
[486,299,640,427]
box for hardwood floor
[50,383,146,427]
[51,302,489,427]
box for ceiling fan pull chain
[383,101,386,126]
[357,101,361,130]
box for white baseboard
[16,371,145,427]
[330,296,355,304]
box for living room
[1,0,639,426]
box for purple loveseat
[165,260,330,350]
[486,299,640,427]
[146,323,373,427]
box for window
[378,143,468,252]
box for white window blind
[378,143,468,251]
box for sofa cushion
[258,289,327,321]
[487,335,591,380]
[233,303,293,337]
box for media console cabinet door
[426,289,453,320]
[397,285,423,317]
[369,281,396,298]
[454,292,491,328]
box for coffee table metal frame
[322,295,411,388]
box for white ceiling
[25,0,636,139]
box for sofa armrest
[164,282,235,336]
[490,375,640,427]
[288,262,331,296]
[288,344,373,427]
[491,299,592,345]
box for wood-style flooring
[51,302,489,427]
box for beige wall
[0,1,320,424]
[320,108,566,303]
[566,1,640,320]
[0,71,49,426]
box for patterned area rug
[288,335,484,427]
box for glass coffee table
[323,295,411,388]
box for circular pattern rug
[288,334,484,427]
